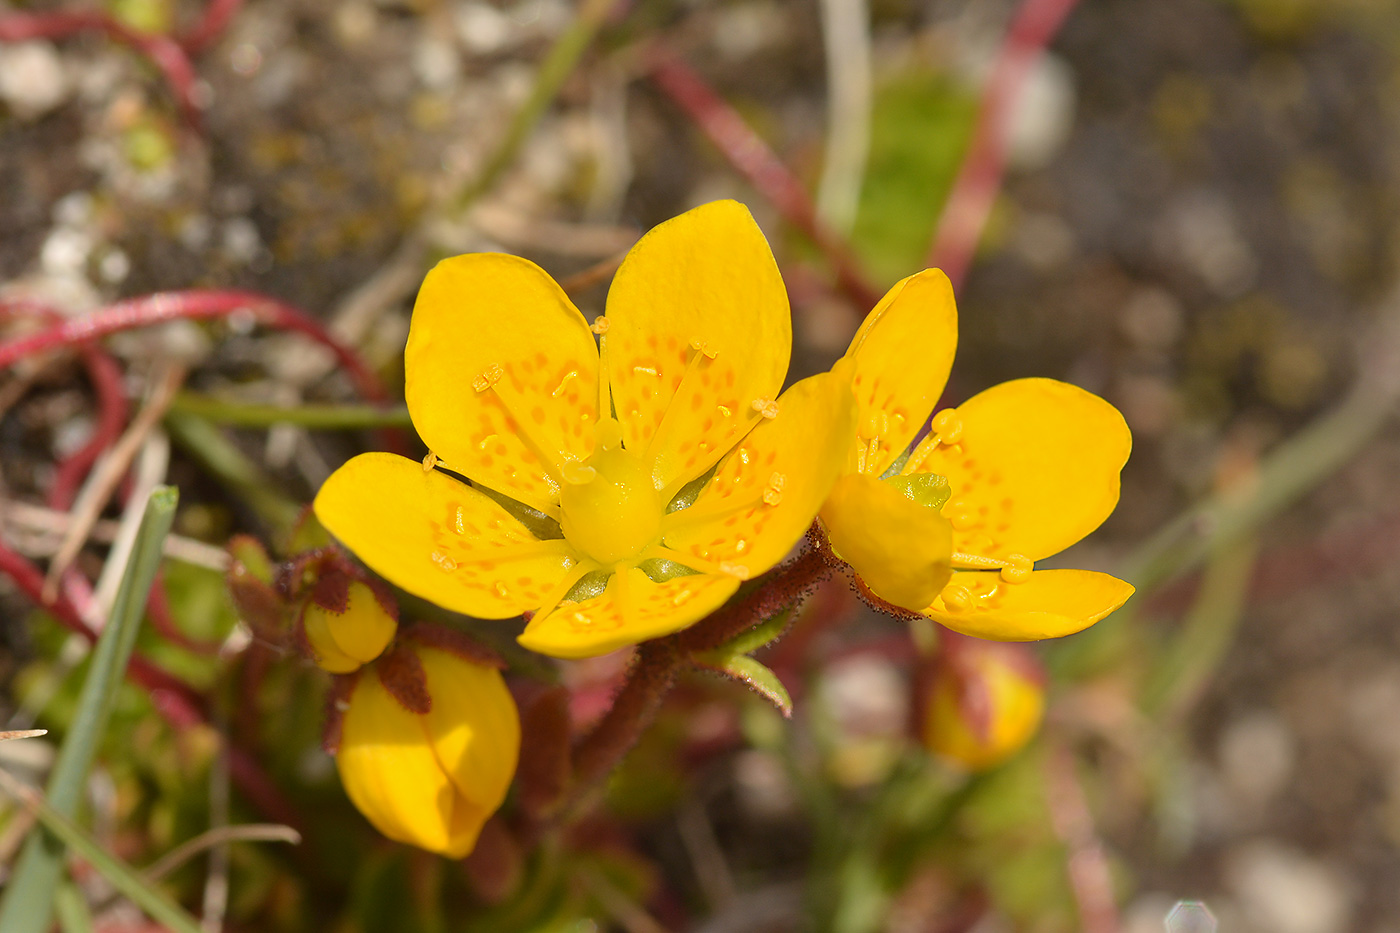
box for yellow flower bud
[336,645,520,858]
[921,642,1044,771]
[303,580,397,673]
[820,472,953,611]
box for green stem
[451,0,623,212]
[1119,357,1400,593]
[164,411,301,535]
[1141,536,1259,720]
[0,488,179,933]
[169,392,412,430]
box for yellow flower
[336,640,520,858]
[820,269,1135,639]
[302,578,397,673]
[921,641,1045,771]
[314,201,855,659]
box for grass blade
[0,769,203,933]
[0,486,179,933]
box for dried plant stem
[926,0,1083,286]
[42,366,185,601]
[571,639,682,790]
[648,55,882,311]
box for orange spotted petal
[661,371,856,581]
[517,567,740,659]
[603,200,791,492]
[924,569,1135,641]
[314,452,577,619]
[911,378,1132,563]
[842,270,958,476]
[406,253,600,516]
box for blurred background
[3,0,1400,930]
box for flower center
[559,419,662,567]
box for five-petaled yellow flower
[819,269,1135,640]
[315,201,854,659]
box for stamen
[762,471,786,505]
[590,316,610,335]
[999,553,1033,584]
[719,561,750,580]
[472,363,504,393]
[474,364,567,482]
[672,587,695,605]
[551,370,579,397]
[476,434,497,451]
[950,551,1004,570]
[532,562,598,625]
[941,585,974,613]
[688,336,718,359]
[903,408,965,474]
[633,365,660,377]
[930,408,964,445]
[750,397,780,419]
[422,451,438,472]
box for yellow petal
[922,647,1044,771]
[842,270,958,476]
[314,452,577,619]
[337,668,485,857]
[405,253,600,515]
[322,577,400,664]
[924,569,1135,641]
[911,378,1131,562]
[518,567,739,659]
[603,200,791,491]
[661,372,856,580]
[819,473,952,611]
[417,647,520,813]
[302,607,360,672]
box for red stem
[0,11,203,128]
[0,538,302,828]
[177,0,244,56]
[648,54,883,312]
[0,290,389,403]
[570,639,682,789]
[925,0,1083,287]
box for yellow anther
[453,506,467,535]
[717,404,732,418]
[477,433,497,451]
[431,551,458,572]
[572,611,591,626]
[551,370,578,397]
[672,588,694,606]
[931,408,964,445]
[590,316,610,335]
[472,363,504,393]
[720,562,751,580]
[688,337,717,359]
[762,471,786,505]
[751,398,780,419]
[999,553,1033,584]
[422,451,439,472]
[633,365,659,376]
[941,585,974,613]
[493,581,510,598]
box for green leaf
[0,486,178,933]
[53,883,95,933]
[693,652,793,718]
[0,770,203,933]
[717,606,794,657]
